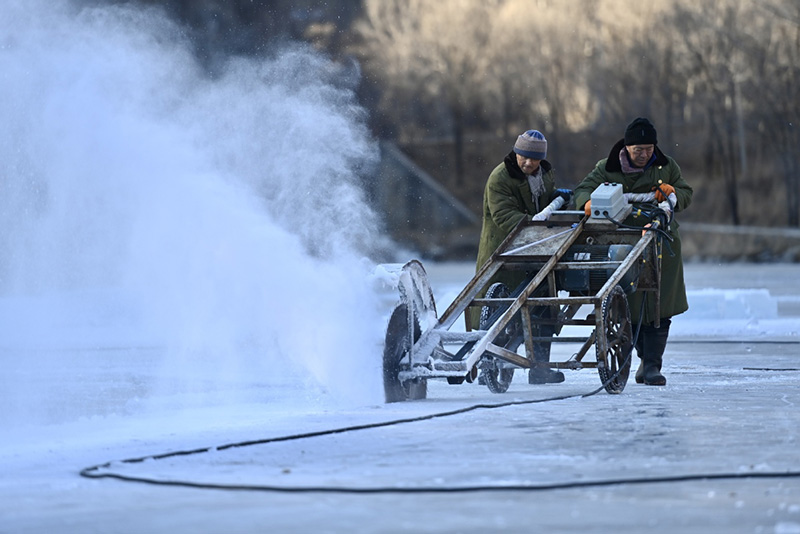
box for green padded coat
[573,139,694,323]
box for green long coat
[573,139,694,323]
[470,153,556,328]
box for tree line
[352,0,800,228]
[104,0,800,227]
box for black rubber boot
[634,330,647,384]
[638,320,671,386]
[527,307,564,384]
[528,366,565,384]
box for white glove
[658,193,678,216]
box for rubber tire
[479,283,516,394]
[383,303,427,402]
[596,285,633,394]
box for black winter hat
[624,117,658,146]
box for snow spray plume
[0,0,387,424]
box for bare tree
[350,0,799,228]
[662,0,800,226]
[354,0,498,183]
[759,0,800,226]
[481,0,602,180]
[662,0,757,225]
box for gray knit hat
[513,130,547,160]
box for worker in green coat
[574,117,694,386]
[473,130,573,384]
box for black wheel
[383,303,427,403]
[596,285,633,394]
[479,283,516,394]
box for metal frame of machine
[382,210,662,402]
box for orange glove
[653,183,675,202]
[583,200,592,216]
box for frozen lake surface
[2,262,800,534]
[4,3,798,532]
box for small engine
[557,244,639,294]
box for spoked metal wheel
[595,285,633,394]
[478,283,517,394]
[383,303,427,403]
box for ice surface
[5,261,799,533]
[683,288,778,320]
[2,1,800,532]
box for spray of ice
[0,0,389,424]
